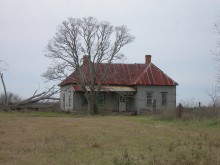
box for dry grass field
[0,112,220,165]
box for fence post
[177,103,182,118]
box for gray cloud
[0,0,219,104]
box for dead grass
[0,112,219,165]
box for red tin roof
[59,62,177,87]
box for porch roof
[72,85,136,92]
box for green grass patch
[0,111,73,117]
[132,115,220,128]
[0,114,219,164]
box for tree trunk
[86,92,96,115]
[87,99,94,115]
[0,73,9,111]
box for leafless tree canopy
[0,60,7,72]
[210,15,220,106]
[0,85,59,111]
[0,60,59,111]
[207,84,220,107]
[215,17,220,51]
[43,17,134,114]
[0,92,22,106]
[214,15,220,83]
[43,17,134,80]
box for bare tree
[0,60,7,72]
[0,60,59,111]
[10,85,59,110]
[214,15,220,82]
[215,15,220,52]
[210,14,220,109]
[0,73,8,110]
[0,92,22,106]
[207,84,220,107]
[42,17,134,114]
[0,86,59,111]
[0,60,9,111]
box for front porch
[71,85,137,113]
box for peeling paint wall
[60,85,176,113]
[136,85,176,113]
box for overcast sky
[0,0,219,106]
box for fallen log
[5,85,60,111]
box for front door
[119,95,126,112]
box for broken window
[146,92,153,106]
[63,93,65,109]
[68,91,71,107]
[82,95,88,106]
[161,92,168,106]
[120,95,126,102]
[97,93,104,105]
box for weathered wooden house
[59,55,178,114]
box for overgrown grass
[0,111,73,117]
[130,114,220,129]
[0,112,219,165]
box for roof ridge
[100,63,142,65]
[132,63,151,85]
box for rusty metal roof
[60,63,178,87]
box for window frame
[62,93,65,109]
[146,92,153,107]
[82,94,88,106]
[161,92,168,107]
[96,93,105,105]
[119,95,126,102]
[68,91,71,107]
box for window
[82,93,105,106]
[161,92,168,106]
[82,95,88,106]
[120,95,126,102]
[97,93,104,105]
[146,92,153,106]
[68,91,71,107]
[62,93,65,109]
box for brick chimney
[145,55,151,64]
[83,55,89,65]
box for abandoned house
[59,55,178,114]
